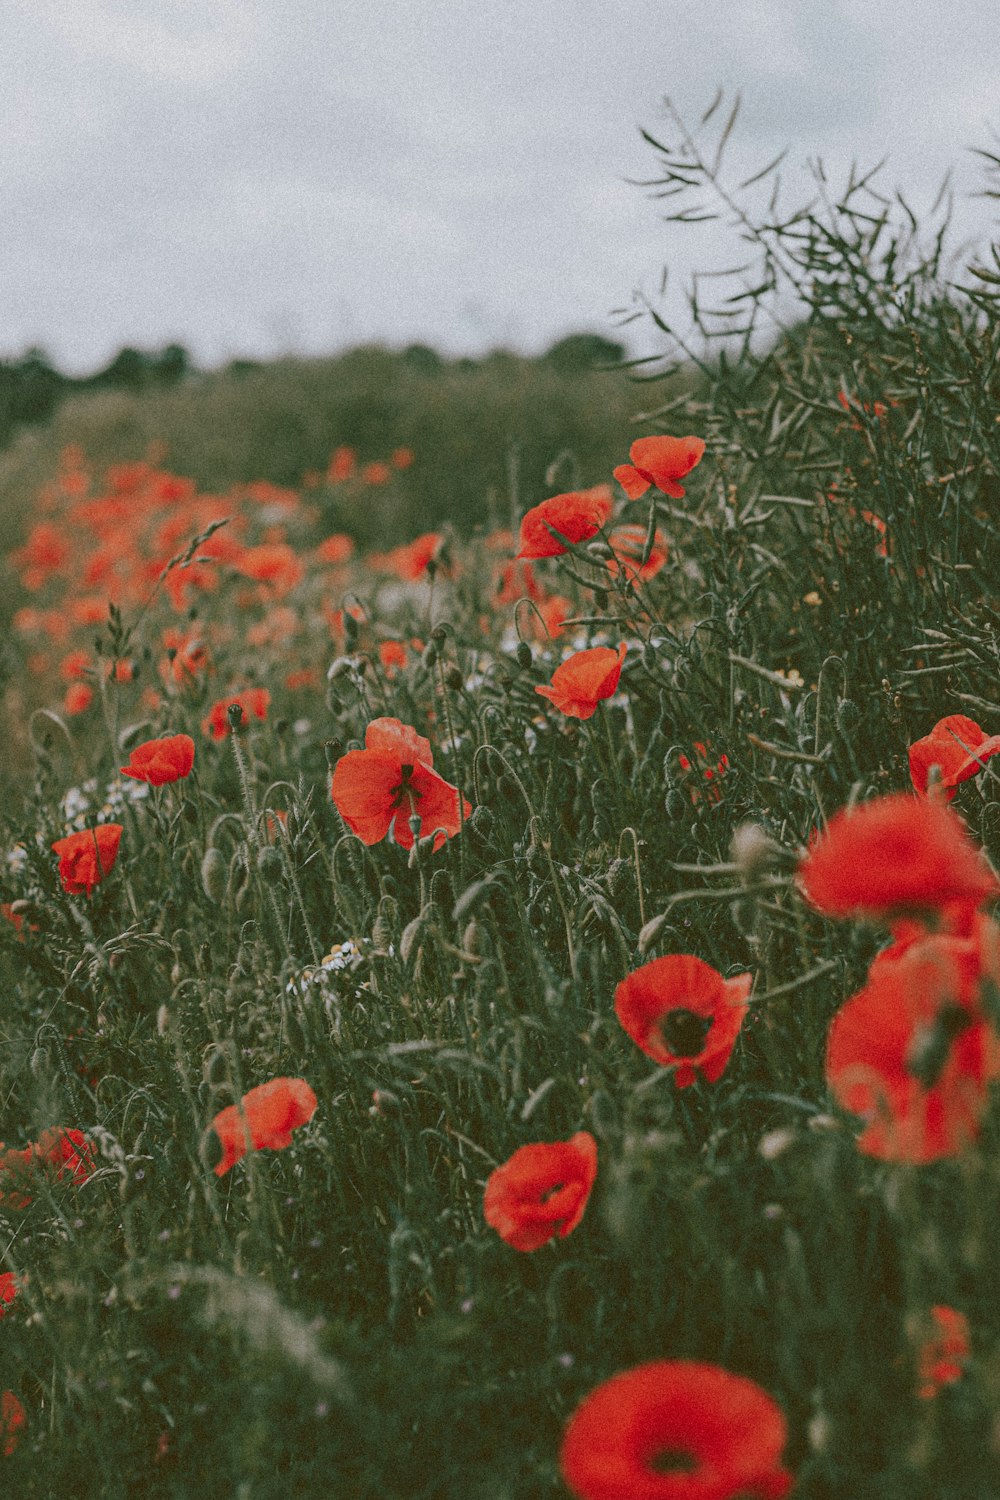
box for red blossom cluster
[0,1127,96,1210]
[799,793,1000,1164]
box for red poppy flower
[377,640,408,675]
[917,1306,970,1399]
[392,446,414,469]
[560,1360,793,1500]
[798,794,998,924]
[52,824,123,896]
[0,1128,96,1208]
[615,955,752,1086]
[678,741,730,806]
[327,446,357,483]
[202,688,271,739]
[535,645,626,720]
[316,533,354,565]
[34,1127,96,1185]
[605,524,668,584]
[613,435,706,502]
[0,1392,25,1458]
[517,489,613,560]
[236,543,304,596]
[330,717,471,851]
[826,924,1000,1163]
[372,532,444,581]
[64,682,94,716]
[837,389,890,427]
[909,715,1000,800]
[120,733,195,786]
[483,1132,597,1251]
[0,1275,18,1318]
[210,1077,318,1176]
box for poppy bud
[200,848,228,904]
[372,895,399,953]
[731,822,778,878]
[431,622,449,644]
[399,914,424,964]
[444,664,464,691]
[468,804,496,837]
[664,789,687,819]
[606,858,632,901]
[515,641,533,670]
[343,611,360,647]
[463,919,485,956]
[421,642,438,669]
[327,656,356,680]
[30,1046,49,1081]
[837,699,861,733]
[257,846,283,882]
[429,868,453,912]
[371,1088,400,1115]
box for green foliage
[1,102,1000,1497]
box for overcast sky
[3,0,999,372]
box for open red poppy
[202,688,271,739]
[909,715,1000,800]
[371,531,443,581]
[535,645,626,720]
[517,489,613,560]
[0,1392,25,1458]
[330,717,471,851]
[917,1306,970,1399]
[560,1360,792,1500]
[483,1132,597,1251]
[52,825,123,896]
[605,523,668,584]
[613,435,706,501]
[826,924,1000,1163]
[0,1274,19,1319]
[615,955,752,1086]
[210,1077,318,1176]
[120,733,195,785]
[798,793,998,924]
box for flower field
[3,131,1000,1498]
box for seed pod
[200,847,228,904]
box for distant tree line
[0,334,625,454]
[0,344,191,450]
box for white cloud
[0,0,996,369]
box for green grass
[2,114,1000,1497]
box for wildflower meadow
[3,107,1000,1497]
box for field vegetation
[2,102,1000,1496]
